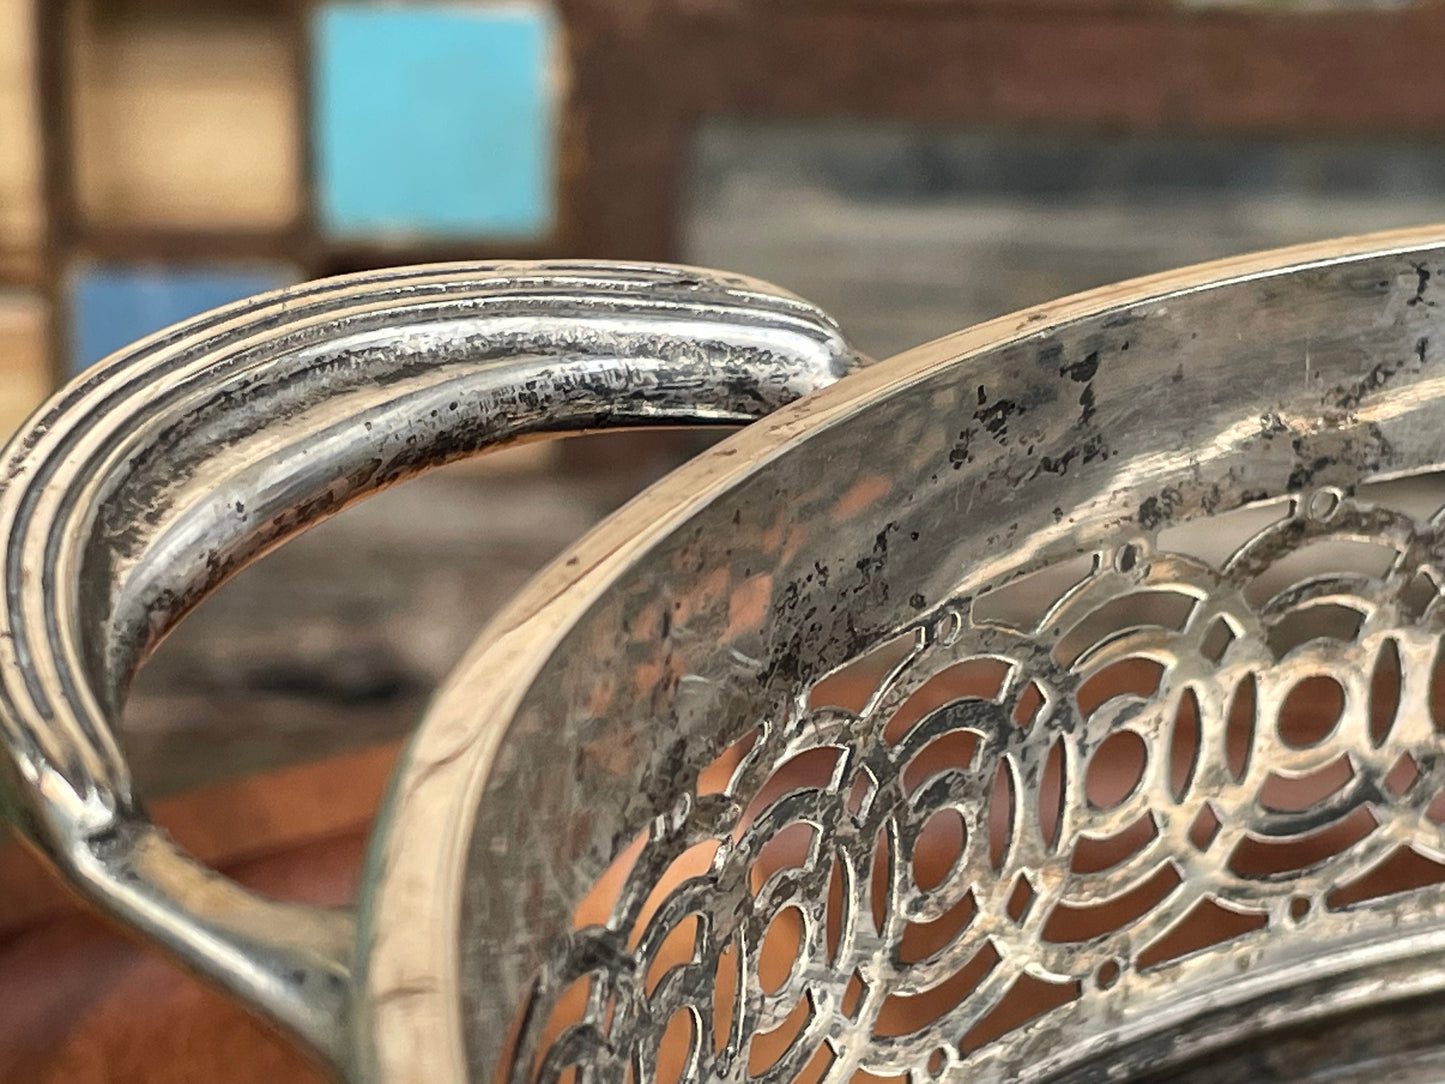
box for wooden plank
[0,825,358,1084]
[70,3,301,231]
[0,738,399,939]
[564,6,1445,260]
[0,0,44,283]
[0,294,51,437]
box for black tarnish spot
[1061,351,1100,383]
[1409,263,1433,307]
[975,399,1020,443]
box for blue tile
[70,264,296,373]
[313,2,556,240]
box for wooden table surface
[0,743,396,1083]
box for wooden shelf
[0,0,45,286]
[70,1,302,234]
[0,294,52,438]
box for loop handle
[0,261,865,1074]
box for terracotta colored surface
[0,828,366,1084]
[0,742,398,1082]
[0,739,402,938]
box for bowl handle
[0,261,865,1076]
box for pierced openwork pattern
[505,484,1445,1084]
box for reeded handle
[0,261,865,1076]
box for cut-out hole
[846,771,876,817]
[1326,845,1445,908]
[751,823,818,894]
[1170,689,1201,802]
[573,827,648,930]
[926,1047,948,1077]
[1289,896,1311,922]
[852,1068,907,1084]
[1383,753,1420,798]
[1277,675,1345,749]
[875,943,1001,1038]
[1188,804,1223,851]
[1226,677,1256,783]
[1006,874,1036,923]
[1268,604,1366,658]
[973,553,1095,631]
[902,730,980,795]
[737,748,841,840]
[808,631,917,714]
[793,1043,835,1084]
[646,915,699,994]
[989,760,1016,872]
[1358,474,1445,521]
[1116,542,1142,574]
[1257,755,1353,813]
[1013,681,1046,730]
[1071,815,1158,874]
[1403,569,1439,618]
[842,970,867,1018]
[1085,730,1148,809]
[713,941,739,1055]
[1076,658,1165,718]
[758,907,804,997]
[1135,896,1268,969]
[913,809,966,893]
[1307,488,1341,520]
[1096,959,1121,989]
[1041,863,1183,944]
[899,891,978,963]
[884,658,1012,744]
[697,728,762,796]
[1159,498,1289,568]
[1039,738,1065,851]
[1056,592,1197,669]
[1201,617,1236,663]
[1246,539,1398,608]
[747,996,808,1076]
[957,972,1080,1054]
[1228,805,1377,877]
[1432,642,1445,733]
[1371,639,1402,747]
[870,826,892,935]
[632,841,721,948]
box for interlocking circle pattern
[504,489,1445,1084]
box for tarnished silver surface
[0,261,863,1074]
[11,231,1445,1084]
[364,226,1445,1084]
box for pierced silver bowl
[7,230,1445,1083]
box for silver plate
[9,231,1445,1084]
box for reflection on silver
[11,232,1445,1084]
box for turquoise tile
[69,264,296,373]
[313,2,556,240]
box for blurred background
[3,0,1445,1078]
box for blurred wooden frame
[561,0,1445,261]
[15,0,1445,403]
[21,0,1445,278]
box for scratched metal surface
[0,262,862,1076]
[361,229,1445,1084]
